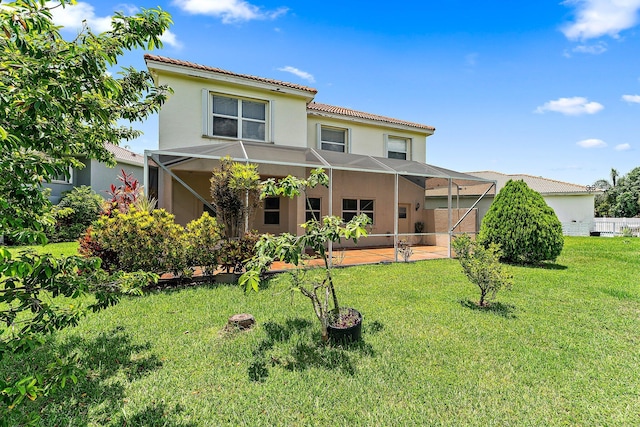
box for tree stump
[227,313,255,330]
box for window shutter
[201,89,209,136]
[384,133,389,157]
[269,100,274,142]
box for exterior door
[398,203,410,235]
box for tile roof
[468,171,590,194]
[307,102,435,132]
[105,142,144,166]
[144,54,318,94]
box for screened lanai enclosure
[144,141,494,260]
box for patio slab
[269,245,448,271]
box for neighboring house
[45,142,145,204]
[143,54,488,250]
[424,170,595,236]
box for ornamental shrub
[184,212,223,275]
[218,232,260,274]
[478,179,564,264]
[49,186,104,242]
[81,208,188,275]
[103,169,143,217]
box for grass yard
[2,237,640,426]
[5,241,79,258]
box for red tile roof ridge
[144,54,318,94]
[307,102,435,131]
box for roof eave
[146,58,317,102]
[306,110,435,135]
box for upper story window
[319,125,349,153]
[386,136,410,160]
[209,94,267,141]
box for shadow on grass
[112,402,198,427]
[144,274,274,295]
[459,299,518,319]
[509,261,568,270]
[3,326,171,426]
[248,318,377,382]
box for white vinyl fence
[561,221,592,237]
[592,218,640,237]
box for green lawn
[5,241,79,258]
[3,237,640,426]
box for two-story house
[143,55,489,249]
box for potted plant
[240,169,371,343]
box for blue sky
[50,0,640,185]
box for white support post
[447,178,453,258]
[394,173,399,262]
[328,167,334,267]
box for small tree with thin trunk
[209,157,261,239]
[452,234,513,307]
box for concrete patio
[270,244,449,272]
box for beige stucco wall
[424,196,493,225]
[306,115,427,162]
[424,208,478,247]
[164,163,428,248]
[154,72,309,150]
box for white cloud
[572,41,608,54]
[562,0,640,41]
[48,1,112,33]
[49,2,183,46]
[577,138,607,148]
[535,97,604,115]
[615,143,632,150]
[172,0,288,24]
[622,94,640,103]
[277,66,315,83]
[160,30,182,49]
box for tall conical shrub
[478,180,563,264]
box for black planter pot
[327,307,362,343]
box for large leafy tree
[0,0,171,421]
[593,167,640,217]
[0,0,172,243]
[478,179,564,264]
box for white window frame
[202,91,270,142]
[51,166,73,184]
[342,198,374,224]
[317,124,350,153]
[385,135,411,160]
